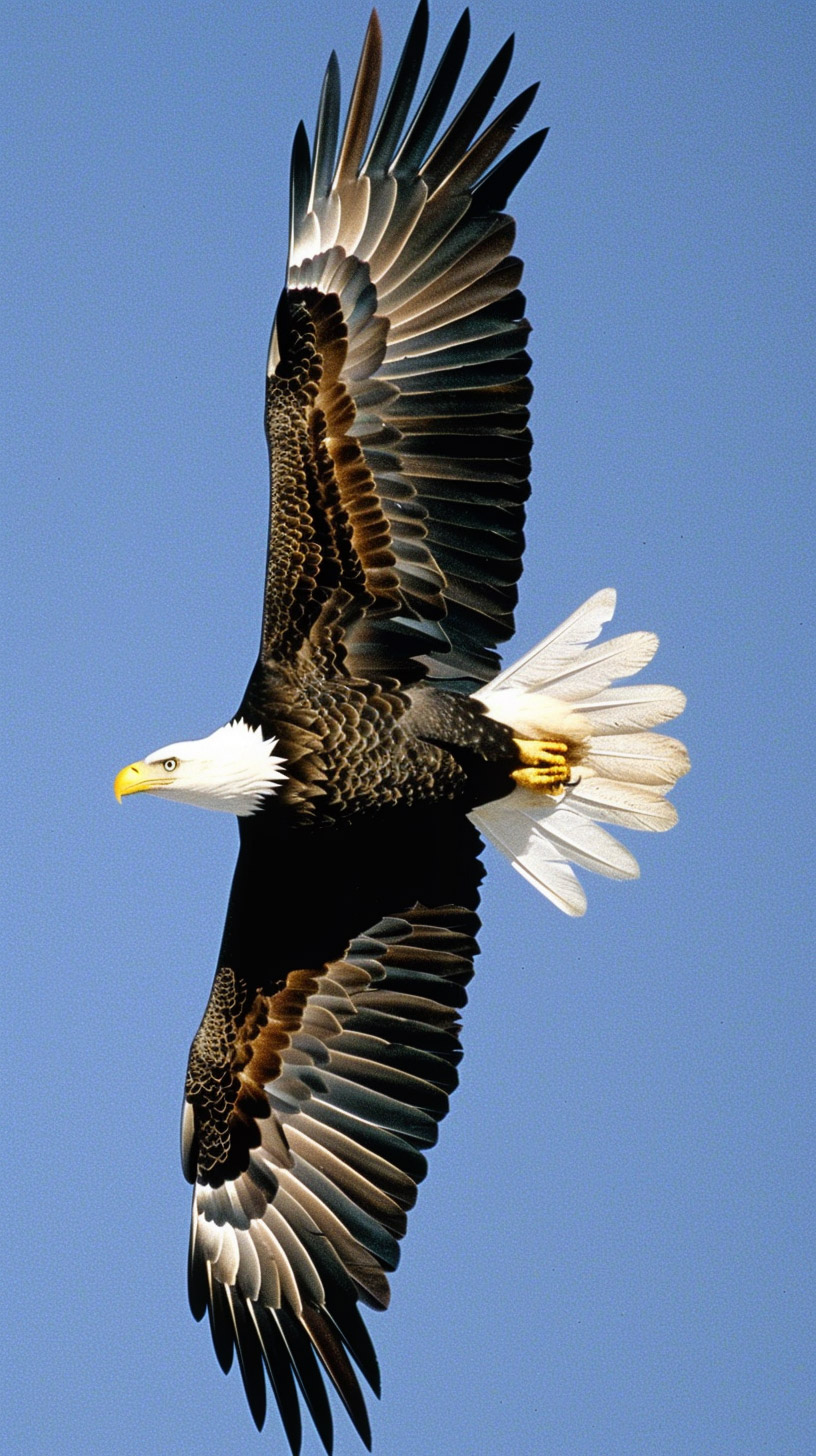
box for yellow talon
[512,765,569,794]
[511,736,574,794]
[513,737,569,766]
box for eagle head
[114,719,286,816]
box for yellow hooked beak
[114,761,151,802]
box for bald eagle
[116,6,688,1450]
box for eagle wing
[260,2,546,691]
[183,810,483,1452]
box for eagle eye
[163,758,178,772]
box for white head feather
[141,719,287,816]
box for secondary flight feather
[116,6,688,1450]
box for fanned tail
[470,590,689,915]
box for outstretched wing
[183,810,483,1452]
[260,2,546,690]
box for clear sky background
[3,3,814,1453]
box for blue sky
[3,2,814,1452]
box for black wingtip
[391,5,473,178]
[292,119,311,189]
[517,80,540,111]
[363,0,431,176]
[278,1306,335,1454]
[229,1292,269,1433]
[206,1278,235,1375]
[453,8,471,59]
[289,119,312,259]
[471,126,549,212]
[453,10,472,69]
[490,32,515,92]
[254,1306,304,1455]
[187,1240,208,1323]
[291,117,311,180]
[312,53,341,204]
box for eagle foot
[512,737,572,795]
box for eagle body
[116,6,689,1450]
[237,664,518,824]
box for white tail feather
[584,732,690,785]
[480,588,617,694]
[532,631,660,699]
[569,778,678,831]
[472,798,588,916]
[520,800,640,880]
[573,685,686,733]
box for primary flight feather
[116,6,688,1449]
